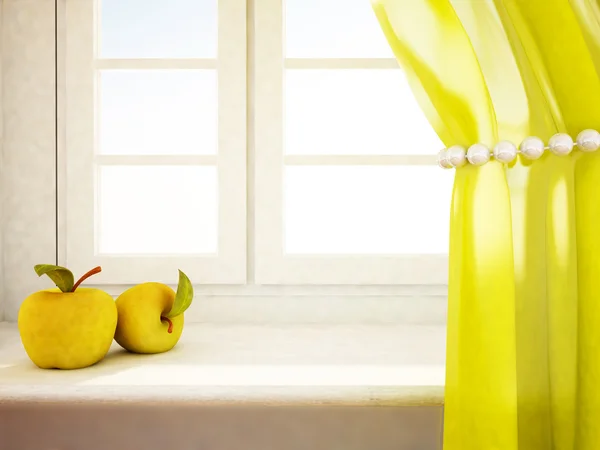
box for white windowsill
[0,322,445,405]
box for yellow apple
[114,270,193,354]
[18,265,117,370]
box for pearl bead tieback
[438,129,600,169]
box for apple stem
[72,266,102,292]
[161,316,174,334]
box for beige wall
[2,0,57,321]
[0,402,444,450]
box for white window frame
[254,0,448,285]
[0,0,448,325]
[60,0,247,284]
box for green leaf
[165,269,194,318]
[34,264,75,293]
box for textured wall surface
[2,0,56,321]
[0,402,444,450]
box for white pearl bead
[446,145,467,168]
[519,136,545,160]
[493,141,517,163]
[467,143,491,166]
[437,149,452,169]
[576,129,600,152]
[548,133,574,155]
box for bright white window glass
[99,70,217,155]
[284,166,454,254]
[285,70,443,155]
[285,0,393,58]
[98,166,218,254]
[100,0,217,58]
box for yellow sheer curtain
[372,1,600,449]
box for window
[254,0,452,284]
[62,0,246,284]
[61,0,451,287]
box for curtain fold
[574,152,600,448]
[372,0,600,448]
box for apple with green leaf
[18,265,117,369]
[114,270,193,354]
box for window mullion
[284,155,438,166]
[95,59,217,70]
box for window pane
[99,70,217,155]
[285,70,442,155]
[285,0,393,58]
[100,0,217,58]
[98,166,218,254]
[284,166,453,254]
